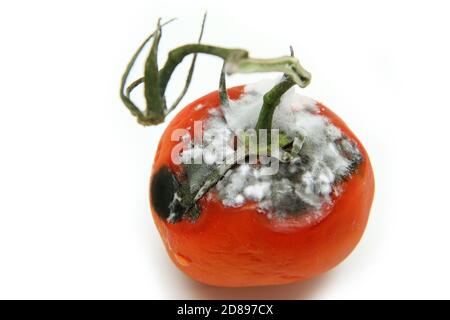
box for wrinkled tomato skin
[150,86,375,287]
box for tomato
[150,85,375,287]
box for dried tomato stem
[255,47,310,143]
[121,15,312,126]
[255,77,295,132]
[120,19,176,123]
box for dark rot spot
[150,166,179,220]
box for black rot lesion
[150,165,203,224]
[150,166,180,221]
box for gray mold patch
[179,79,363,217]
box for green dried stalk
[120,16,311,126]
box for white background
[0,0,449,299]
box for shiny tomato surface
[150,85,374,287]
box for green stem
[121,16,312,126]
[120,19,175,122]
[166,12,207,115]
[219,62,230,107]
[230,56,310,88]
[143,19,166,125]
[254,46,310,145]
[255,76,295,133]
[158,45,248,95]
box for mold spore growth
[180,79,362,216]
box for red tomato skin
[150,86,375,287]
